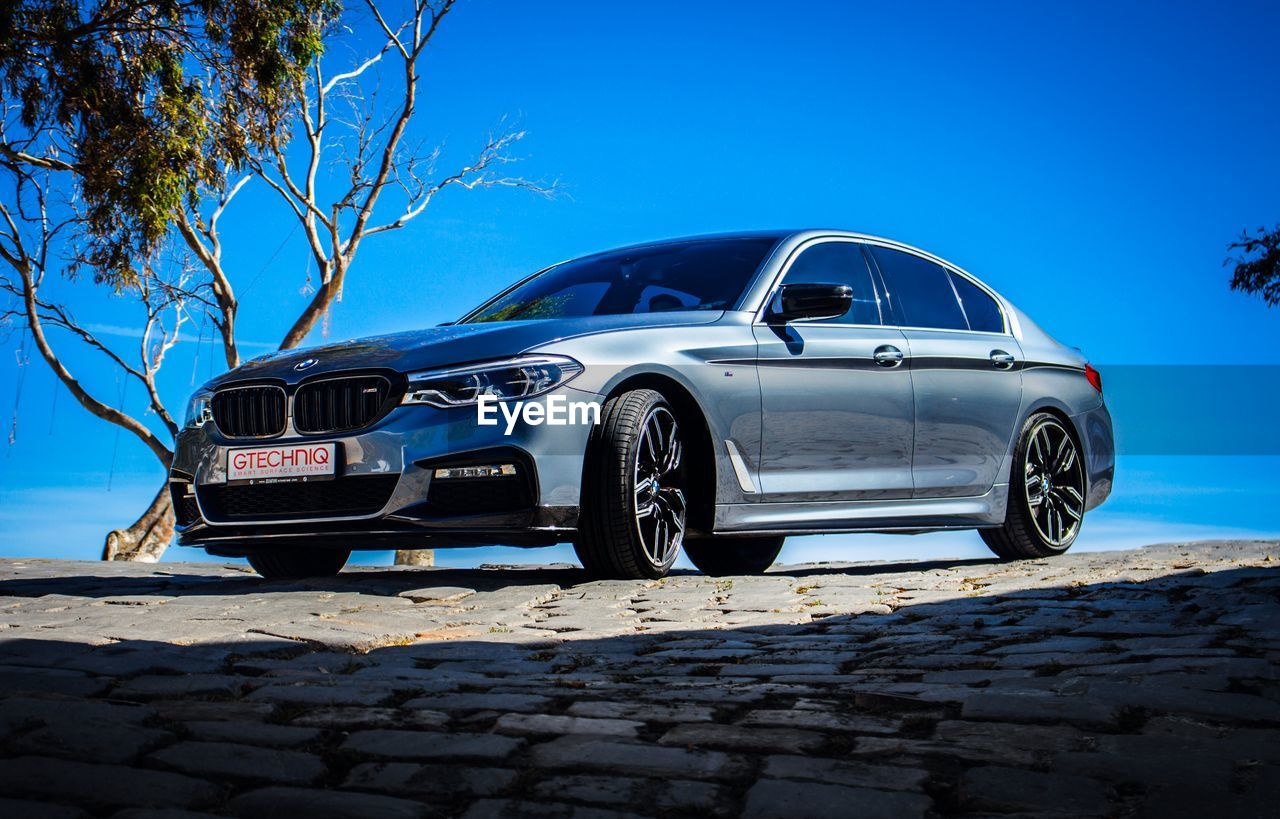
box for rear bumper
[1074,401,1115,511]
[170,385,600,552]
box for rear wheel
[981,412,1086,560]
[684,536,785,577]
[247,549,350,580]
[575,389,687,579]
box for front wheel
[684,536,785,577]
[982,412,1087,560]
[575,389,687,579]
[247,549,350,580]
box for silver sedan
[171,230,1114,579]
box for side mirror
[767,283,852,323]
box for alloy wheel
[1023,417,1086,548]
[632,405,686,567]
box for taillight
[1084,363,1103,394]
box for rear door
[754,239,915,501]
[866,244,1023,499]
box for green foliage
[0,0,339,286]
[1227,226,1280,308]
[473,294,574,323]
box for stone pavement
[1,540,1278,818]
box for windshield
[462,237,778,323]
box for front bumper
[171,385,601,553]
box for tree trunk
[102,482,175,562]
[395,549,435,567]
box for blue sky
[2,0,1279,563]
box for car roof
[565,230,983,292]
[595,229,929,255]
[592,230,972,276]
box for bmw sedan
[171,230,1114,579]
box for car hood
[205,311,723,388]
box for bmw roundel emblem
[294,358,318,371]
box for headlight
[184,391,213,428]
[402,355,583,408]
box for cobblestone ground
[1,540,1278,818]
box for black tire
[684,536,785,577]
[247,549,350,580]
[981,411,1087,560]
[575,389,688,580]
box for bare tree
[174,0,552,564]
[178,0,550,359]
[0,0,340,560]
[3,0,553,561]
[0,159,207,560]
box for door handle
[873,345,905,367]
[990,349,1016,369]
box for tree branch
[0,142,76,172]
[2,199,174,467]
[175,201,242,369]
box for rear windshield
[462,237,778,323]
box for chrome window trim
[886,325,1013,337]
[747,232,1011,336]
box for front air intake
[199,474,400,520]
[169,481,201,526]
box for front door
[754,240,915,501]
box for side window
[949,272,1004,333]
[780,242,881,325]
[868,246,967,331]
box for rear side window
[949,272,1004,333]
[868,246,967,330]
[781,241,881,325]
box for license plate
[227,442,337,484]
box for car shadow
[0,556,999,600]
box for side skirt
[713,484,1009,534]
